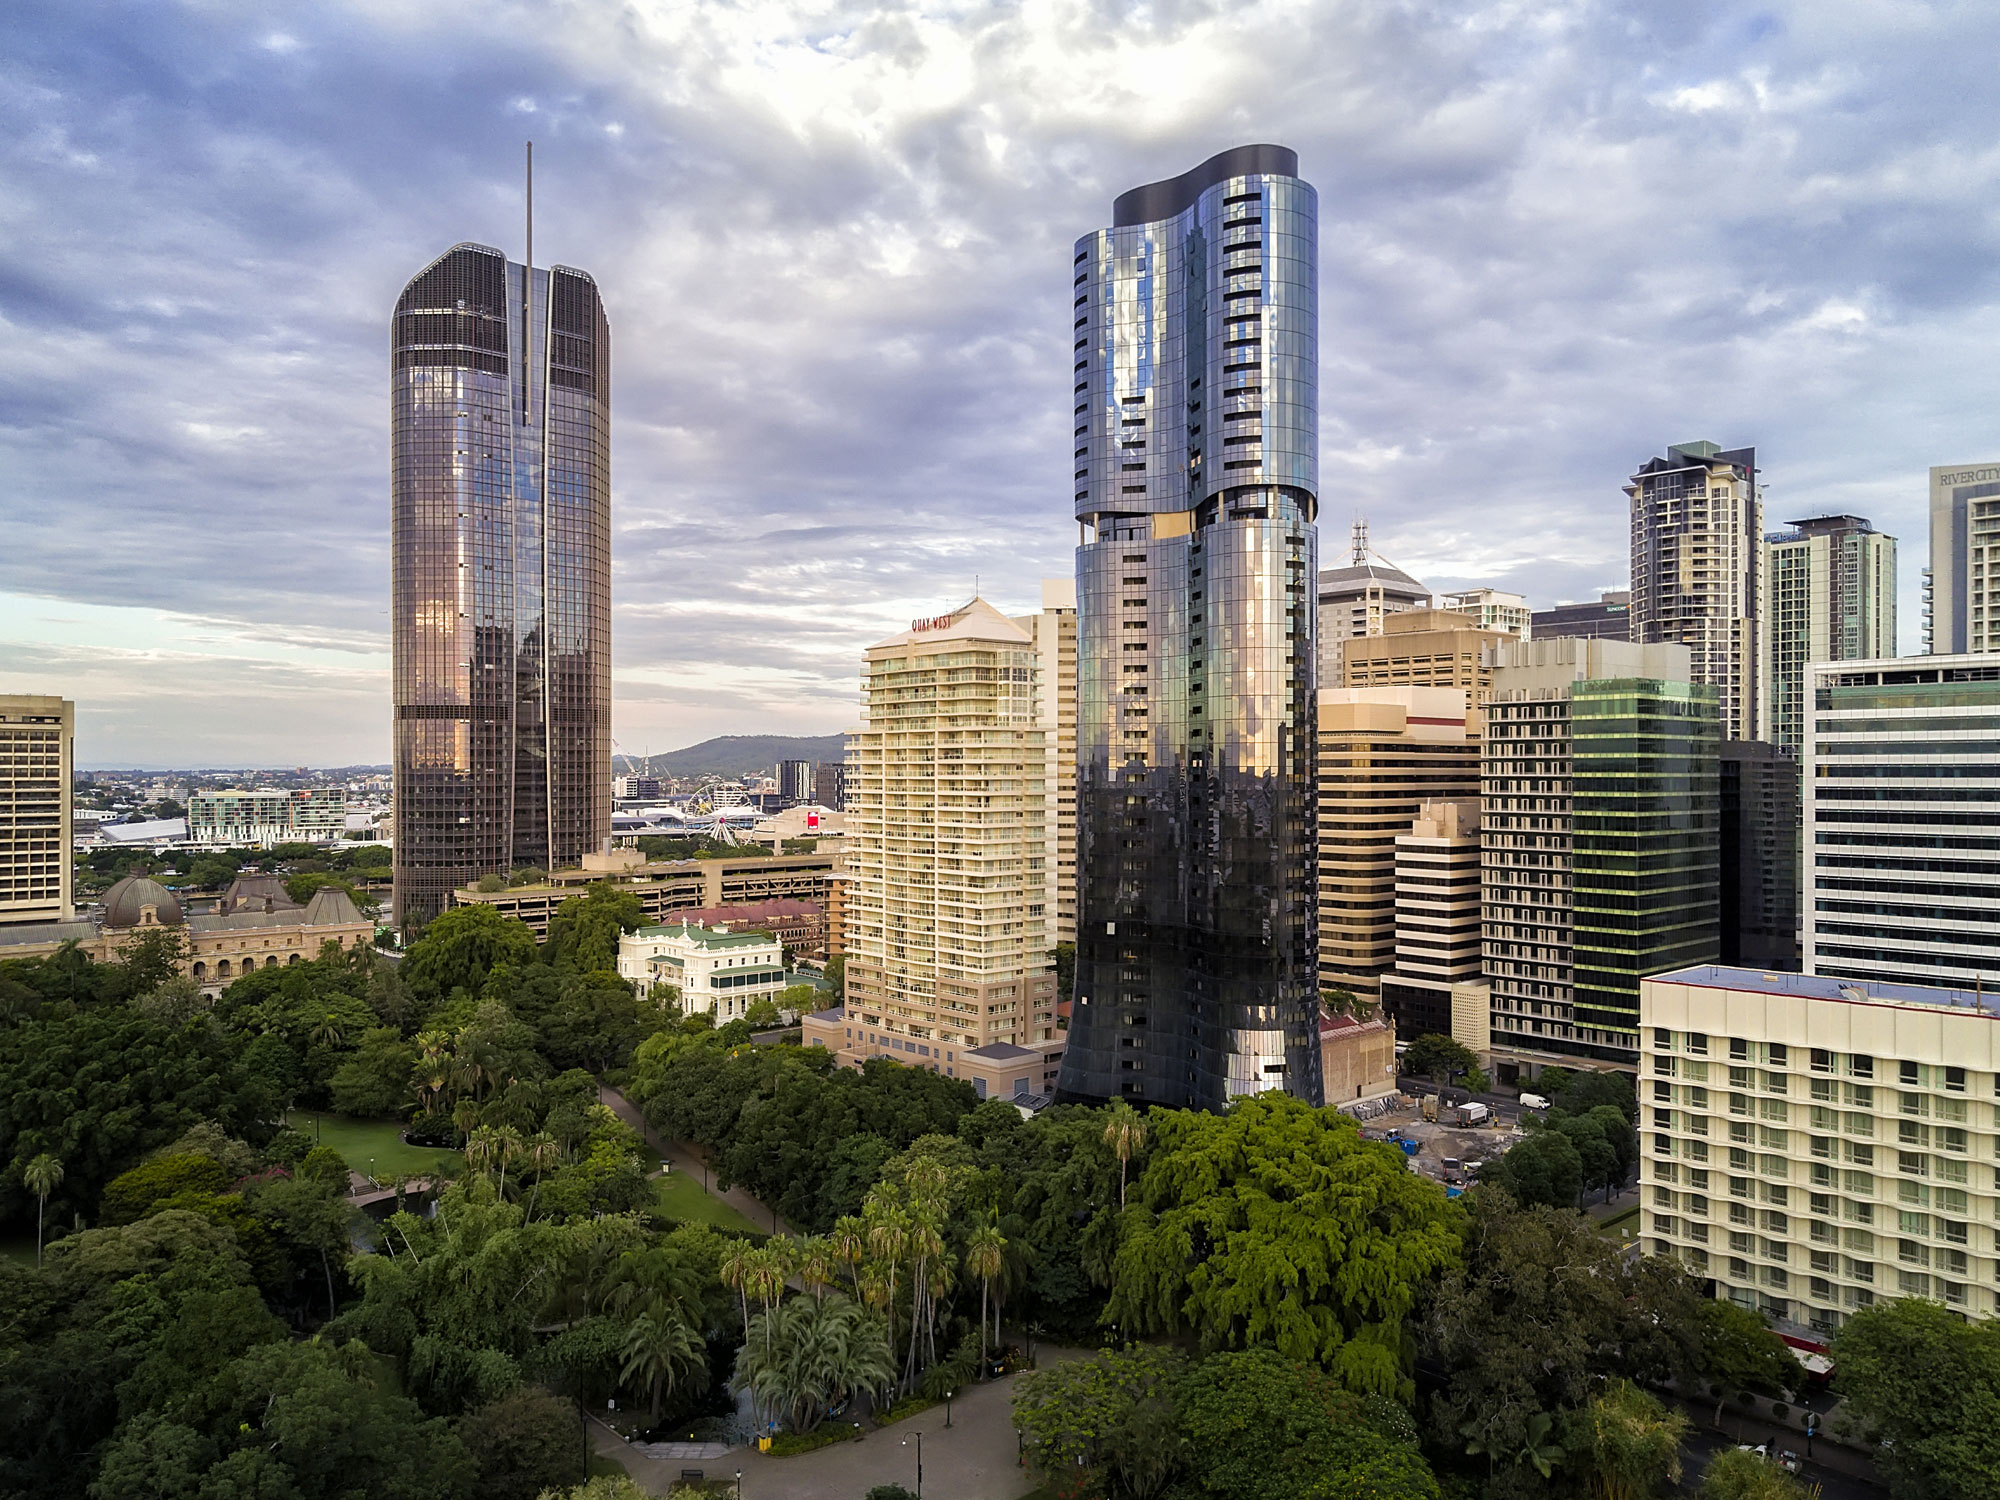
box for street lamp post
[902,1432,922,1499]
[944,1389,954,1429]
[734,1468,741,1496]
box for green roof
[633,923,777,950]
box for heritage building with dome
[0,872,374,990]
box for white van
[1518,1092,1551,1111]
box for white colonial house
[617,921,788,1021]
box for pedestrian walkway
[597,1085,799,1239]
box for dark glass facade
[391,243,611,930]
[1571,678,1721,1045]
[1719,740,1800,970]
[1057,146,1322,1110]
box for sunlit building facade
[1060,144,1322,1109]
[390,243,611,929]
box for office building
[1317,522,1431,685]
[776,760,813,804]
[842,599,1061,1077]
[1379,798,1489,1050]
[1532,590,1632,642]
[1483,638,1719,1074]
[1061,144,1322,1110]
[812,761,847,812]
[1804,655,2000,990]
[613,774,663,802]
[1341,606,1509,706]
[1642,965,2000,1330]
[188,787,345,848]
[390,242,612,929]
[1720,741,1801,971]
[1927,462,2000,654]
[1014,579,1079,946]
[1319,1010,1397,1107]
[0,695,73,926]
[1316,688,1480,1003]
[1438,588,1530,639]
[1760,515,1897,753]
[1628,442,1762,740]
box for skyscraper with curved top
[1056,145,1323,1110]
[390,243,611,930]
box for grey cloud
[2,0,1997,763]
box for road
[1683,1426,1886,1499]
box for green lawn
[287,1112,460,1182]
[654,1167,759,1232]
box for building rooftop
[1317,560,1429,596]
[807,1006,845,1024]
[964,1041,1037,1060]
[1319,1012,1390,1038]
[1654,964,2000,1018]
[632,922,780,950]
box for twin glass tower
[1057,146,1324,1110]
[389,243,611,929]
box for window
[1731,1038,1751,1062]
[1851,1054,1874,1079]
[1811,1048,1835,1073]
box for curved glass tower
[1056,145,1323,1110]
[390,243,611,930]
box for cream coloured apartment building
[0,695,73,926]
[840,599,1061,1075]
[1642,964,2000,1334]
[1013,578,1078,945]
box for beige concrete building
[1316,528,1431,686]
[1013,578,1078,945]
[1379,799,1490,1054]
[0,695,73,926]
[1319,1010,1397,1107]
[1438,588,1531,640]
[1642,964,2000,1334]
[1341,607,1509,707]
[451,847,835,940]
[804,1007,1066,1104]
[1316,688,1480,1002]
[187,787,345,848]
[840,598,1061,1080]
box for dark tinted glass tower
[391,243,610,930]
[1057,146,1322,1110]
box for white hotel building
[1641,965,2000,1334]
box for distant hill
[635,734,847,782]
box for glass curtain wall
[1059,145,1322,1110]
[390,243,611,930]
[1571,676,1720,1056]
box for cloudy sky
[3,0,1996,767]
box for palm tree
[798,1236,840,1304]
[464,1125,500,1183]
[618,1308,708,1426]
[865,1205,910,1376]
[1104,1101,1147,1208]
[23,1154,61,1269]
[522,1131,562,1220]
[451,1098,481,1145]
[491,1124,524,1198]
[733,1293,895,1435]
[964,1223,1006,1370]
[309,1012,346,1050]
[720,1239,757,1346]
[828,1216,867,1299]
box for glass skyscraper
[390,243,611,930]
[1057,145,1323,1110]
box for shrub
[101,1153,228,1223]
[765,1424,856,1456]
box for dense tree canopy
[1106,1094,1462,1398]
[1832,1298,2000,1500]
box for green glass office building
[1571,677,1721,1039]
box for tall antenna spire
[1350,517,1370,566]
[522,141,533,425]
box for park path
[597,1084,799,1239]
[593,1350,1086,1500]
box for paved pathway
[593,1346,1087,1499]
[597,1085,799,1239]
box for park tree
[1480,1128,1583,1209]
[1402,1033,1483,1087]
[1693,1299,1795,1420]
[543,883,645,974]
[328,1026,421,1117]
[1832,1297,2000,1500]
[1106,1094,1461,1398]
[1012,1344,1189,1498]
[733,1293,894,1433]
[458,1387,587,1500]
[1698,1447,1816,1500]
[1575,1380,1686,1500]
[401,904,539,1004]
